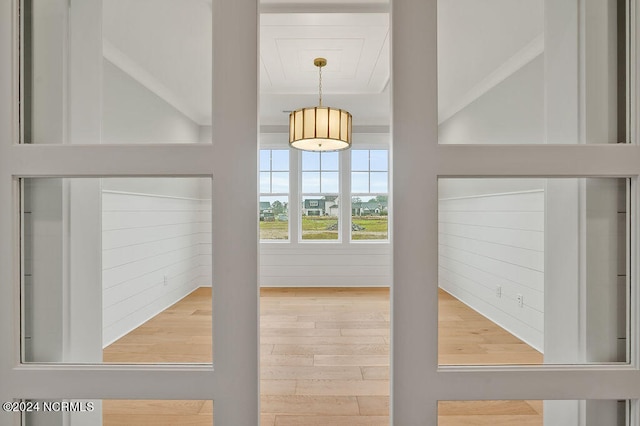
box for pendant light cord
[318,64,323,107]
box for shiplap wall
[438,190,545,351]
[260,244,391,287]
[102,190,211,346]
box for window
[259,150,289,240]
[351,149,389,240]
[301,151,340,240]
[258,147,391,243]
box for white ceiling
[102,0,212,125]
[101,0,543,128]
[260,13,389,95]
[437,0,544,122]
[260,12,390,126]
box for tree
[272,200,285,215]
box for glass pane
[370,172,388,193]
[301,196,339,240]
[260,172,271,193]
[351,150,369,171]
[271,150,289,171]
[22,177,212,364]
[260,196,288,240]
[321,152,339,171]
[271,172,289,193]
[302,151,320,170]
[438,178,628,365]
[352,172,370,193]
[437,0,626,144]
[260,150,271,171]
[438,400,627,425]
[302,172,321,193]
[321,172,339,193]
[351,196,388,241]
[23,0,212,144]
[370,150,388,171]
[18,399,213,425]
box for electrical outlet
[516,294,523,307]
[495,286,502,298]
[163,275,169,286]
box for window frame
[259,149,290,242]
[350,148,390,242]
[299,150,342,242]
[259,136,391,246]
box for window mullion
[342,149,350,243]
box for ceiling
[102,0,543,128]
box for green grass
[260,216,388,240]
[259,220,288,240]
[302,216,339,240]
[352,217,388,231]
[352,216,388,240]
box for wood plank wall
[102,191,212,346]
[438,190,544,351]
[260,245,392,287]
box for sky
[260,149,389,195]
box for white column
[543,0,582,424]
[65,0,103,364]
[211,0,259,422]
[66,1,103,425]
[392,0,439,422]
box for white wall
[101,59,212,346]
[437,54,546,350]
[260,244,391,287]
[102,191,211,346]
[438,186,545,350]
[439,55,544,145]
[102,59,201,144]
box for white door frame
[0,0,258,424]
[392,0,640,423]
[2,0,640,424]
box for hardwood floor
[260,287,390,426]
[103,287,543,425]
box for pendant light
[289,58,352,151]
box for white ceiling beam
[103,39,207,125]
[439,33,544,124]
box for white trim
[102,189,209,202]
[102,40,205,125]
[633,0,639,145]
[438,188,544,202]
[439,34,545,124]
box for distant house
[352,199,388,216]
[259,201,274,221]
[259,201,271,211]
[303,199,325,216]
[303,197,339,216]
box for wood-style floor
[103,287,543,425]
